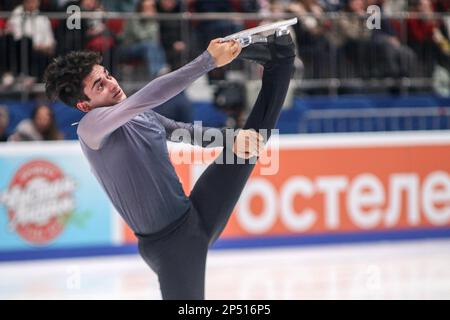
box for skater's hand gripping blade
[207,39,242,67]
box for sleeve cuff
[202,50,218,72]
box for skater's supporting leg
[137,207,209,299]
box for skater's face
[77,65,126,112]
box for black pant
[137,58,294,300]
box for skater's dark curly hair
[44,51,102,108]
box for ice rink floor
[1,239,450,300]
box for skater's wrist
[202,50,218,71]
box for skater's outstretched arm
[154,111,264,155]
[152,112,228,148]
[78,39,241,150]
[78,52,215,150]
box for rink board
[1,131,449,261]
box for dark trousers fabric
[137,58,294,300]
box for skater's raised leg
[189,33,296,244]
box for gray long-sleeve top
[77,51,221,235]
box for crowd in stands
[0,0,449,141]
[290,0,450,79]
[0,102,64,141]
[1,0,449,84]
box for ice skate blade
[220,18,298,44]
[237,34,268,47]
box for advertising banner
[1,131,449,260]
[0,142,113,252]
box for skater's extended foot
[237,31,296,66]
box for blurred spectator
[192,0,243,81]
[6,0,56,83]
[53,0,77,10]
[239,0,261,28]
[368,0,417,78]
[55,0,85,55]
[193,0,242,48]
[270,0,288,13]
[81,0,117,73]
[55,0,116,72]
[0,2,16,87]
[407,0,450,76]
[289,0,336,78]
[381,0,407,13]
[0,105,9,142]
[319,0,344,11]
[255,0,272,16]
[120,0,168,78]
[55,0,115,59]
[435,1,450,43]
[0,0,22,10]
[102,0,137,12]
[332,0,374,77]
[156,0,187,70]
[433,0,450,12]
[38,0,59,10]
[8,104,64,141]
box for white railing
[0,11,449,98]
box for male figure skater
[44,29,296,299]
